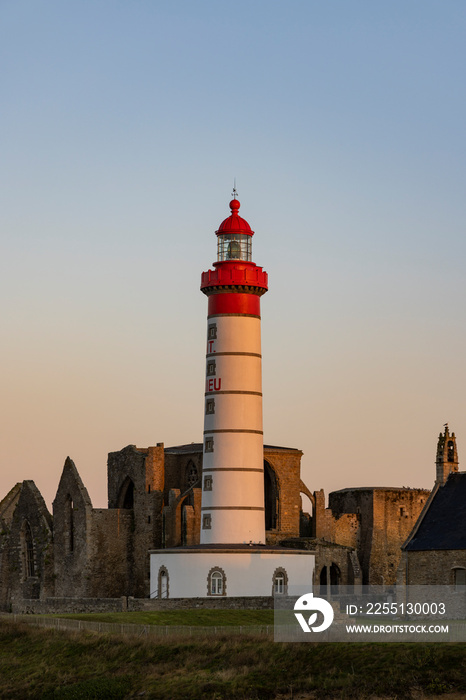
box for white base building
[150,545,314,599]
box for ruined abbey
[1,194,460,612]
[0,427,454,613]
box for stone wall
[264,447,303,542]
[9,595,273,614]
[314,487,430,585]
[129,596,273,611]
[8,481,54,603]
[10,597,127,615]
[401,550,466,586]
[0,443,316,608]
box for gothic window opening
[66,495,74,554]
[187,461,198,487]
[22,521,35,579]
[202,514,212,529]
[264,461,279,530]
[117,476,135,509]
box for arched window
[272,567,288,595]
[207,567,226,596]
[22,521,35,579]
[158,567,169,599]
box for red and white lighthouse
[200,195,268,545]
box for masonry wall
[264,448,303,544]
[317,487,431,585]
[404,550,466,586]
[87,509,132,597]
[8,482,54,604]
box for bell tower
[200,193,268,544]
[436,425,459,485]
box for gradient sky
[2,1,466,510]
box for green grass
[40,609,274,626]
[1,618,466,699]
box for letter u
[214,378,221,391]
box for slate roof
[405,472,466,551]
[165,443,301,454]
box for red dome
[216,199,254,236]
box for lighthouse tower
[200,195,268,545]
[149,193,314,599]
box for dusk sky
[2,1,466,510]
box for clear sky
[1,1,465,510]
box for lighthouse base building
[150,545,314,599]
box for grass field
[1,617,466,699]
[42,609,274,626]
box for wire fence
[0,613,273,639]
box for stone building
[0,428,451,609]
[0,441,314,610]
[310,485,430,585]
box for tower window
[208,324,217,340]
[448,441,455,462]
[202,514,212,529]
[204,475,213,491]
[205,437,214,453]
[205,399,215,415]
[207,361,216,376]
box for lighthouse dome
[216,199,254,236]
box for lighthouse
[149,193,314,600]
[200,195,268,545]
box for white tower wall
[201,312,265,545]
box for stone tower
[199,194,268,545]
[436,425,459,485]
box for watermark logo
[293,592,334,633]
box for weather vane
[232,178,238,199]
